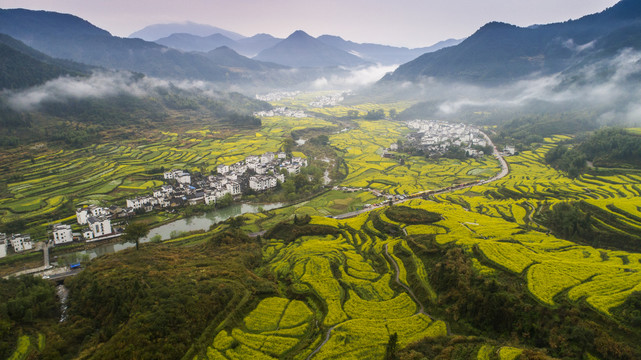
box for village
[0,151,308,258]
[403,120,516,157]
[253,107,307,118]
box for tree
[123,222,150,250]
[385,333,398,360]
[389,108,397,119]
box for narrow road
[383,244,425,315]
[334,129,510,220]
[384,243,452,336]
[306,325,338,360]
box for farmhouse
[126,196,153,210]
[52,224,73,245]
[76,205,108,225]
[8,234,33,252]
[164,169,191,184]
[249,175,280,192]
[88,216,112,238]
[0,234,6,258]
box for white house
[76,205,107,225]
[204,191,217,205]
[261,152,275,164]
[175,171,191,185]
[277,152,287,159]
[52,224,73,245]
[249,175,279,192]
[82,229,94,240]
[164,170,191,184]
[88,217,112,238]
[284,164,301,175]
[163,170,176,180]
[292,157,308,167]
[227,182,242,196]
[0,233,7,258]
[504,145,516,156]
[217,164,230,175]
[255,166,268,175]
[246,155,260,164]
[9,234,33,252]
[126,196,153,210]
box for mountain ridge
[254,30,369,68]
[129,22,245,41]
[382,0,641,84]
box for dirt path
[384,243,426,315]
[306,325,338,360]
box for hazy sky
[2,0,620,47]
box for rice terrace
[2,1,641,360]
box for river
[63,202,284,261]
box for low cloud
[310,64,398,90]
[392,49,641,125]
[4,71,226,111]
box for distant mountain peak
[287,30,314,40]
[254,30,368,68]
[129,22,245,41]
[477,21,518,32]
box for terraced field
[330,120,501,194]
[437,137,641,313]
[195,133,641,359]
[0,115,338,232]
[199,208,449,359]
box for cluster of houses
[406,120,490,157]
[309,92,346,108]
[255,91,300,102]
[0,233,33,257]
[125,152,308,212]
[0,204,118,257]
[0,152,308,258]
[254,107,307,118]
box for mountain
[234,34,283,57]
[254,30,369,68]
[0,9,234,82]
[152,32,282,57]
[154,33,237,52]
[383,0,641,84]
[0,33,89,90]
[317,35,463,65]
[129,22,245,41]
[204,46,287,71]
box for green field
[3,93,641,359]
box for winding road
[383,243,426,315]
[334,129,510,220]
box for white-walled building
[88,217,112,238]
[0,234,7,258]
[76,205,107,225]
[504,145,516,156]
[217,164,230,175]
[227,182,242,196]
[175,171,191,185]
[126,196,153,210]
[9,234,33,252]
[164,169,191,184]
[83,229,94,240]
[204,191,217,205]
[249,175,280,192]
[261,152,275,164]
[52,224,73,245]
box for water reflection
[67,202,284,261]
